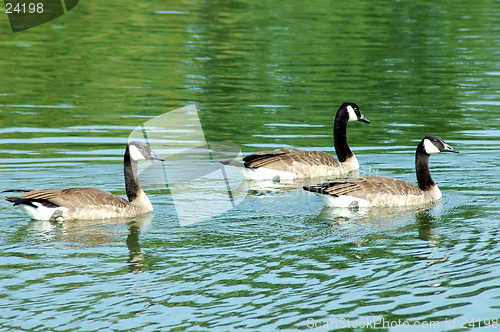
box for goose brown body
[304,176,441,207]
[4,141,164,221]
[230,148,359,179]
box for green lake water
[1,0,500,330]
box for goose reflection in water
[19,214,153,273]
[306,204,445,246]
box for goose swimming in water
[221,102,370,180]
[303,135,459,208]
[4,141,165,221]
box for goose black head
[128,141,165,162]
[421,135,459,155]
[339,102,370,123]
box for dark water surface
[1,0,500,330]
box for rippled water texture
[1,0,500,330]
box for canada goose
[303,135,459,208]
[221,102,370,180]
[4,141,165,221]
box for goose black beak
[359,114,370,124]
[150,151,166,161]
[442,143,459,153]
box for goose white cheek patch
[346,105,358,122]
[129,145,146,161]
[423,139,441,154]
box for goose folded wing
[19,188,130,209]
[304,176,425,198]
[244,148,340,168]
[304,181,361,196]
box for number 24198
[5,3,43,14]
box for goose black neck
[415,143,435,191]
[124,147,141,202]
[333,109,353,163]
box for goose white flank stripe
[303,135,459,208]
[4,141,165,221]
[220,102,370,180]
[18,202,69,221]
